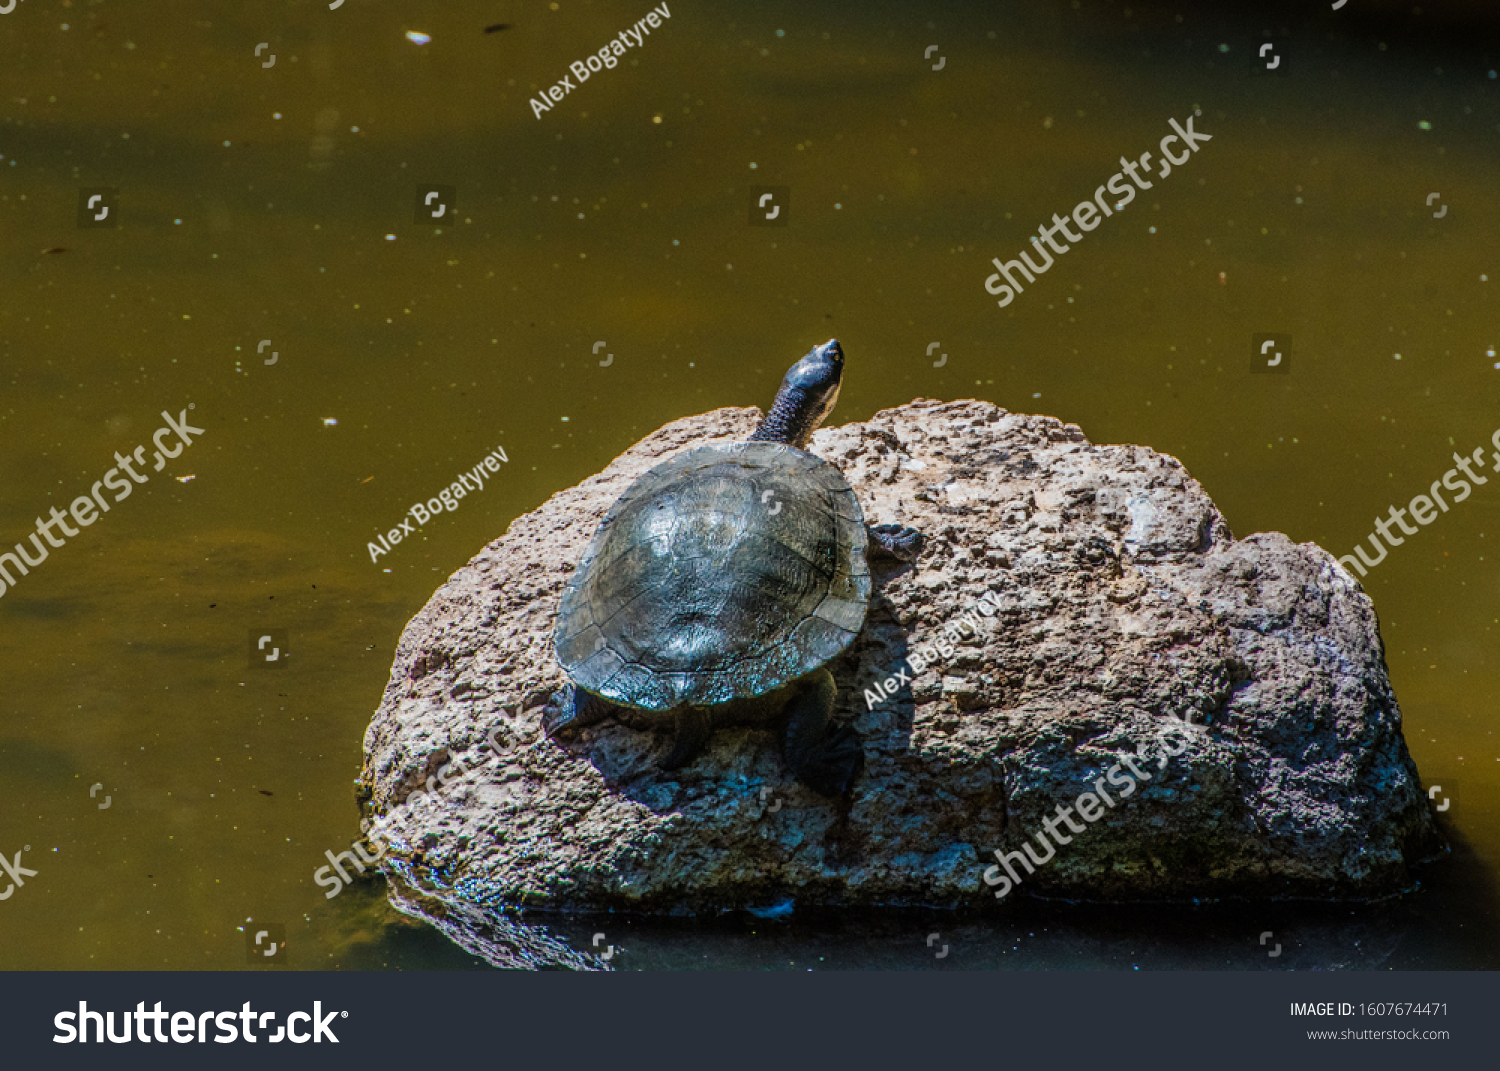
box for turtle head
[749,339,844,449]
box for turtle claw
[869,523,925,564]
[543,683,613,739]
[541,684,577,738]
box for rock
[360,399,1442,929]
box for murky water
[1,0,1497,969]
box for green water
[1,0,1497,969]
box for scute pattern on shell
[554,441,871,710]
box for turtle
[542,339,924,796]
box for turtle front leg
[781,668,864,796]
[542,681,616,739]
[868,523,925,564]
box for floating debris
[175,474,196,483]
[405,31,432,45]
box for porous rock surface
[361,399,1441,929]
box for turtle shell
[554,441,871,711]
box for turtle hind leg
[542,681,616,739]
[659,707,714,770]
[781,668,864,796]
[868,523,925,564]
[798,723,865,798]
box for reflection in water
[388,876,609,973]
[386,861,1476,972]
